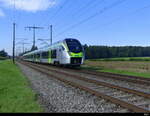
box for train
[22,38,85,67]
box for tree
[31,45,38,51]
[83,45,150,59]
[0,49,8,57]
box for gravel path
[17,63,129,113]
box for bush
[0,57,8,60]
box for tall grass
[0,60,43,113]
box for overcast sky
[0,0,150,55]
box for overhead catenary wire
[42,0,69,26]
[38,0,56,26]
[55,0,150,38]
[72,0,99,15]
[54,0,127,38]
[52,0,104,29]
[73,0,105,18]
[16,0,23,28]
[41,0,102,42]
[83,3,150,33]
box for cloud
[0,9,5,16]
[0,0,56,12]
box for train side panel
[23,38,85,66]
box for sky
[0,0,150,55]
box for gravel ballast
[17,63,129,113]
[47,67,150,93]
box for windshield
[66,39,82,53]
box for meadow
[0,60,42,112]
[89,57,150,61]
[83,57,150,78]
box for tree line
[83,45,150,59]
[0,50,8,57]
[0,50,8,60]
[3,45,150,60]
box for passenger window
[42,52,49,59]
[62,46,65,51]
[51,50,57,58]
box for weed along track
[80,69,150,85]
[19,61,150,113]
[43,65,150,93]
[33,62,150,94]
[43,64,150,86]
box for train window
[62,46,65,51]
[35,54,37,59]
[42,52,49,59]
[66,39,82,53]
[33,54,35,59]
[31,55,33,58]
[51,50,56,58]
[36,53,40,59]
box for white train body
[23,38,85,66]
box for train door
[57,46,62,64]
[60,46,66,64]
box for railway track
[19,61,150,113]
[80,69,150,85]
[41,63,150,86]
[36,63,150,94]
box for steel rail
[24,62,150,99]
[30,61,150,85]
[51,65,150,85]
[19,61,150,113]
[80,69,150,84]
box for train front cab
[65,39,84,66]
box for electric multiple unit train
[23,38,85,66]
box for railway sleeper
[114,109,130,113]
[101,106,128,113]
[107,91,124,96]
[115,94,133,99]
[130,100,150,110]
[97,89,116,93]
[135,101,150,107]
[100,104,116,109]
[104,90,121,95]
[127,97,144,103]
[138,104,150,111]
[20,62,150,113]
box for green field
[89,57,150,61]
[0,60,43,113]
[0,57,7,60]
[83,57,150,78]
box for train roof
[23,38,79,56]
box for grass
[0,60,43,113]
[100,68,150,78]
[0,57,7,60]
[89,57,150,61]
[83,58,150,79]
[82,65,150,78]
